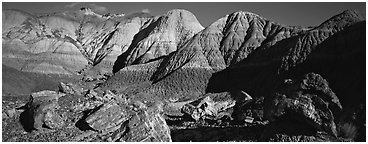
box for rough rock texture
[181,94,235,121]
[82,100,172,142]
[264,73,342,138]
[234,96,265,123]
[121,103,172,142]
[85,103,130,132]
[22,90,66,130]
[181,91,255,122]
[58,82,84,95]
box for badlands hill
[2,8,366,142]
[103,10,364,104]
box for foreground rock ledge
[84,100,172,142]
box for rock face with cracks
[264,73,342,137]
[83,97,172,142]
[181,91,253,122]
[22,90,66,130]
[58,82,85,95]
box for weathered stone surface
[58,82,84,95]
[85,103,130,132]
[181,103,203,121]
[180,91,257,122]
[119,103,171,142]
[25,90,66,130]
[181,92,239,121]
[82,100,171,142]
[265,73,341,137]
[234,97,264,122]
[298,73,342,113]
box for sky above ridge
[2,2,366,27]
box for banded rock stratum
[2,7,365,142]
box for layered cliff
[2,8,152,75]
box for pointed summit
[112,9,204,72]
[151,10,303,81]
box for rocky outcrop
[82,100,172,142]
[121,102,172,142]
[264,73,342,137]
[85,103,130,132]
[58,82,85,95]
[181,92,235,121]
[180,91,255,123]
[21,90,66,131]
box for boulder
[85,89,124,103]
[265,73,341,137]
[119,103,171,142]
[83,100,171,142]
[23,90,66,130]
[85,103,131,132]
[181,103,203,121]
[181,92,237,121]
[58,82,84,95]
[233,97,264,122]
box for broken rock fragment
[59,82,84,95]
[264,73,341,137]
[83,100,171,142]
[181,92,237,121]
[24,90,66,130]
[85,103,131,132]
[120,103,172,142]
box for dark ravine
[2,7,366,142]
